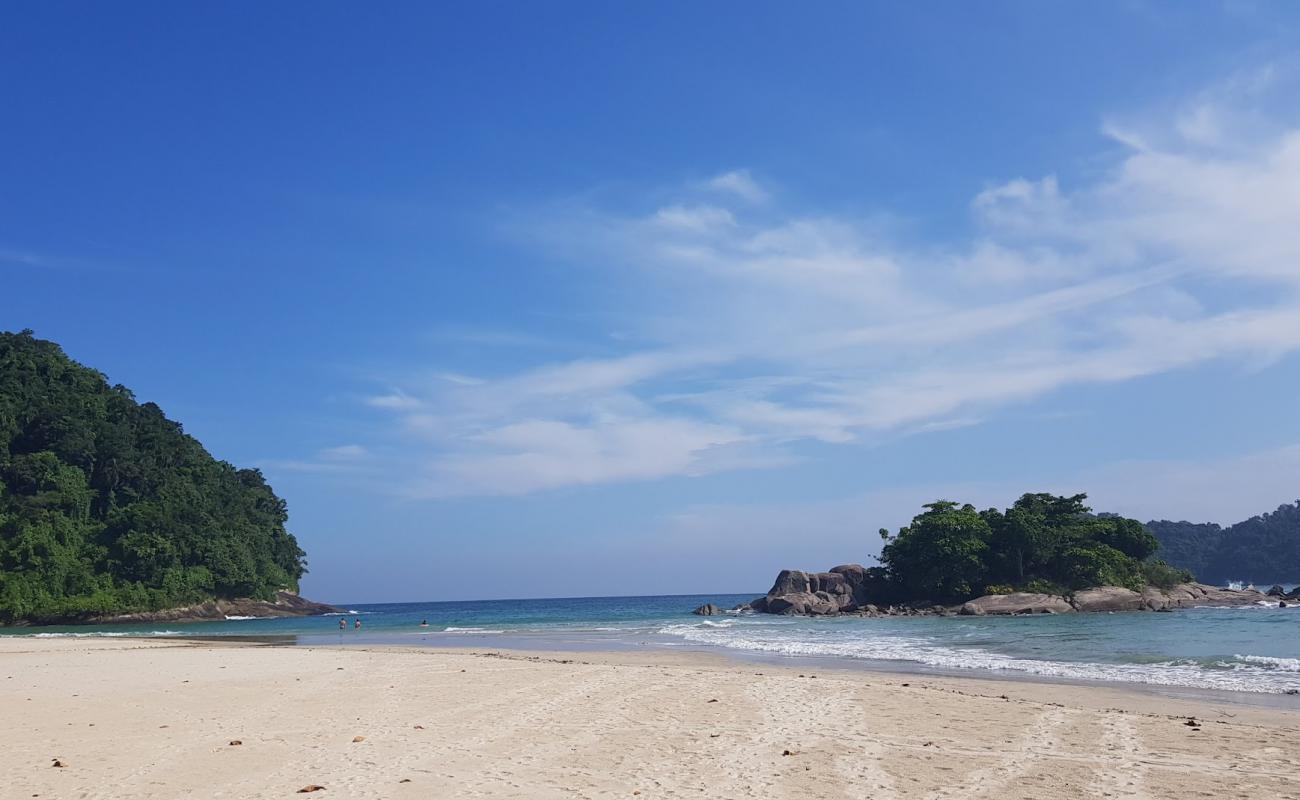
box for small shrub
[1141,559,1193,589]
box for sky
[4,2,1300,602]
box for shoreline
[8,614,1300,704]
[286,633,1300,710]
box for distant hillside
[0,330,306,623]
[1147,501,1300,585]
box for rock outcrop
[960,593,1075,615]
[83,591,340,625]
[746,565,889,616]
[737,565,1272,618]
[692,604,723,616]
[1071,586,1146,613]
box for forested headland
[0,330,306,624]
[1148,502,1300,585]
[874,493,1190,603]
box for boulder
[692,604,722,616]
[754,564,898,616]
[1266,584,1287,598]
[769,570,813,596]
[1071,587,1145,613]
[1152,585,1200,608]
[765,591,842,615]
[764,593,810,615]
[1195,584,1266,607]
[829,564,868,583]
[959,592,1075,616]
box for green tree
[0,330,307,623]
[879,501,991,601]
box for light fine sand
[3,638,1299,799]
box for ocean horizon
[7,591,1299,697]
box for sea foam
[27,630,181,638]
[656,622,1300,694]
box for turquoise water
[6,592,1300,695]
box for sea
[6,590,1300,698]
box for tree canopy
[878,493,1185,602]
[0,330,305,623]
[1148,501,1300,584]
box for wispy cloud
[701,169,770,204]
[355,70,1300,497]
[262,443,374,474]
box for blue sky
[4,3,1300,602]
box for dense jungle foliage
[1148,502,1300,584]
[0,331,305,623]
[878,493,1191,602]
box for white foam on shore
[442,626,506,633]
[26,630,182,638]
[223,615,269,621]
[656,623,1300,694]
[1235,655,1300,672]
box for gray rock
[1195,584,1266,607]
[960,592,1075,616]
[692,604,723,616]
[769,570,813,596]
[764,594,807,615]
[86,591,340,624]
[1071,587,1146,613]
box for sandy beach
[2,638,1299,799]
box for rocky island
[714,564,1271,617]
[701,492,1290,618]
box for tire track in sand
[1088,713,1150,800]
[923,705,1071,800]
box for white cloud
[356,70,1300,497]
[261,444,373,474]
[652,204,736,233]
[364,391,423,410]
[407,416,772,498]
[319,444,368,461]
[702,169,770,203]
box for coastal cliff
[724,565,1273,617]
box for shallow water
[6,591,1300,695]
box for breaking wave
[656,622,1300,694]
[27,630,182,638]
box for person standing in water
[354,618,362,630]
[338,618,346,630]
